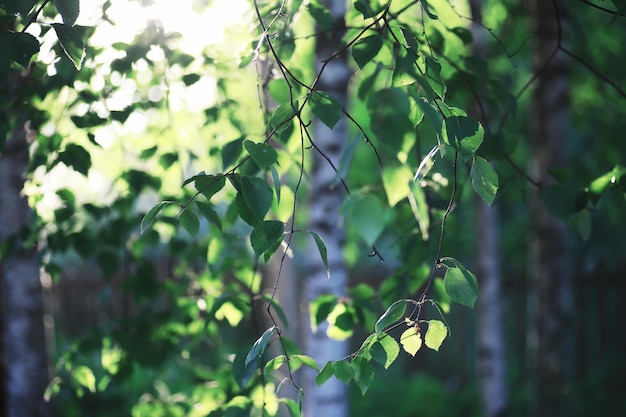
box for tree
[1,1,626,417]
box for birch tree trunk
[528,1,573,416]
[301,1,350,416]
[468,1,509,416]
[0,123,52,417]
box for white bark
[301,1,350,416]
[528,1,573,416]
[0,124,52,417]
[469,1,509,416]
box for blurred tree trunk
[0,122,52,417]
[469,1,508,416]
[301,1,350,417]
[528,1,573,416]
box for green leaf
[351,357,375,395]
[309,231,329,279]
[270,102,297,134]
[193,175,226,201]
[141,201,175,233]
[54,0,80,26]
[44,377,63,401]
[354,0,384,18]
[370,334,399,369]
[13,32,39,68]
[408,181,430,241]
[308,91,343,129]
[244,140,278,169]
[72,366,96,393]
[196,201,222,231]
[375,299,408,333]
[264,355,287,372]
[179,209,200,237]
[315,361,333,386]
[443,116,484,160]
[352,34,383,69]
[51,23,85,69]
[222,138,244,169]
[400,327,422,356]
[307,0,333,31]
[58,144,91,175]
[332,360,354,384]
[471,156,499,205]
[236,175,273,225]
[1,0,38,15]
[182,73,201,86]
[442,259,479,308]
[291,354,319,372]
[270,165,281,204]
[570,209,591,241]
[309,294,337,331]
[350,195,386,246]
[382,164,411,207]
[245,326,277,368]
[250,220,284,261]
[424,320,447,351]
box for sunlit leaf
[310,294,337,331]
[244,140,278,169]
[443,116,484,160]
[291,354,319,372]
[264,355,287,372]
[245,326,277,368]
[270,165,281,204]
[382,164,411,206]
[179,209,200,237]
[71,366,96,393]
[352,34,383,69]
[471,156,499,205]
[375,299,408,333]
[308,91,343,129]
[51,23,85,69]
[350,195,386,246]
[408,181,430,241]
[43,376,63,401]
[400,327,422,356]
[424,320,447,351]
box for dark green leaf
[179,209,200,236]
[71,113,108,128]
[309,294,337,331]
[449,26,472,45]
[250,220,284,260]
[354,0,384,18]
[58,144,91,175]
[222,137,243,169]
[370,334,399,369]
[351,357,375,395]
[196,201,222,231]
[13,32,39,68]
[540,184,578,218]
[245,326,277,368]
[309,231,329,279]
[471,156,499,205]
[244,140,278,169]
[308,91,343,128]
[51,23,85,69]
[193,175,226,201]
[443,116,484,160]
[158,152,178,169]
[54,0,80,26]
[238,175,273,224]
[352,35,383,69]
[141,201,175,233]
[375,299,408,333]
[182,73,201,86]
[442,258,478,308]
